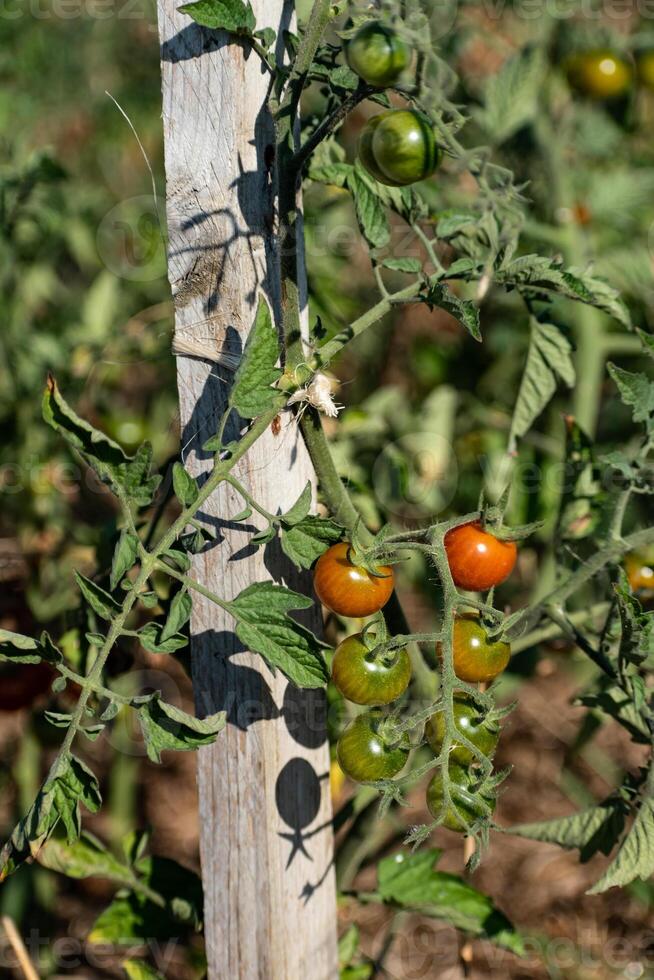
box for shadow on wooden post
[156,1,339,976]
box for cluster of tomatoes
[566,49,654,101]
[314,521,518,831]
[345,21,442,187]
[344,24,654,190]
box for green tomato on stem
[336,708,410,783]
[426,763,495,833]
[332,632,411,706]
[425,692,500,766]
[358,109,441,187]
[346,22,411,88]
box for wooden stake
[156,3,338,977]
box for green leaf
[281,482,313,526]
[510,319,575,445]
[111,532,140,590]
[74,572,121,621]
[421,283,481,342]
[178,0,256,34]
[637,328,654,359]
[172,462,200,507]
[39,831,130,882]
[162,548,191,572]
[376,851,524,953]
[0,629,63,665]
[474,47,545,145]
[43,376,160,507]
[137,623,188,655]
[230,582,328,688]
[1,754,101,880]
[509,799,627,862]
[607,363,654,427]
[254,26,276,49]
[436,211,477,239]
[496,256,631,328]
[123,961,166,980]
[347,167,390,249]
[382,257,422,274]
[588,799,654,893]
[136,696,226,763]
[89,855,203,943]
[229,297,284,419]
[338,924,360,968]
[578,684,651,743]
[280,515,343,570]
[160,591,193,643]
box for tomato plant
[4,0,654,966]
[336,709,410,783]
[346,21,410,88]
[444,521,517,592]
[425,692,500,766]
[358,109,441,186]
[331,632,411,705]
[313,542,394,617]
[426,764,495,833]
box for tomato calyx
[375,711,411,752]
[345,543,393,580]
[359,620,407,668]
[427,762,498,834]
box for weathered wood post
[156,2,339,976]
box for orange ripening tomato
[438,615,511,684]
[313,542,394,618]
[444,521,517,592]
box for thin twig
[1,918,40,980]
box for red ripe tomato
[0,663,54,712]
[438,615,511,684]
[444,521,517,592]
[313,542,394,617]
[331,632,411,705]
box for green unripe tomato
[336,709,410,783]
[566,51,632,100]
[425,692,499,766]
[359,109,441,187]
[358,111,394,183]
[637,50,654,90]
[426,764,495,833]
[372,109,440,186]
[332,633,411,706]
[346,22,410,88]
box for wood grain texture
[156,2,338,976]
